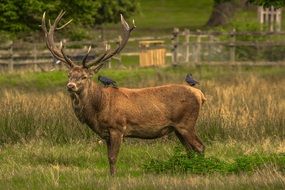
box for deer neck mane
[69,80,104,123]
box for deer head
[42,10,135,93]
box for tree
[0,0,138,34]
[0,0,48,32]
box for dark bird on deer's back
[185,74,199,86]
[98,75,117,88]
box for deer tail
[201,92,206,105]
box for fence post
[33,44,38,71]
[106,42,111,68]
[230,28,236,65]
[276,8,282,31]
[258,7,264,31]
[116,36,122,66]
[194,30,201,64]
[184,29,190,63]
[8,42,14,72]
[208,34,214,64]
[269,6,275,32]
[171,27,179,66]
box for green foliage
[0,0,138,35]
[0,0,47,32]
[144,147,285,174]
[67,27,91,41]
[95,0,139,25]
[248,0,285,8]
[214,0,285,7]
[144,147,227,174]
[213,0,233,4]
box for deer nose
[67,82,76,90]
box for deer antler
[42,11,135,71]
[82,46,92,68]
[42,10,75,68]
[85,14,136,72]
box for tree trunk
[206,0,247,27]
[206,1,236,26]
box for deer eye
[81,76,87,80]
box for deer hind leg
[175,131,195,151]
[106,129,123,176]
[175,126,205,154]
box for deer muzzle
[67,82,77,91]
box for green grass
[0,65,284,91]
[134,0,213,30]
[0,140,284,189]
[0,71,67,91]
[102,0,214,38]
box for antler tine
[60,41,75,66]
[116,15,136,53]
[53,10,73,31]
[41,11,75,68]
[41,12,48,34]
[86,14,135,72]
[57,19,73,30]
[85,50,109,69]
[53,10,65,29]
[92,62,105,73]
[82,46,92,68]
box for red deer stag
[42,11,206,175]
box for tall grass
[0,68,284,144]
[198,75,285,142]
[0,90,97,144]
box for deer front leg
[106,129,122,176]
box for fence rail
[0,29,285,71]
[0,40,118,71]
[171,28,285,66]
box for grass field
[0,65,284,189]
[103,0,285,38]
[103,0,214,38]
[133,0,213,30]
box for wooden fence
[171,28,285,66]
[258,6,282,31]
[0,39,122,72]
[0,29,285,71]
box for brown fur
[67,67,206,175]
